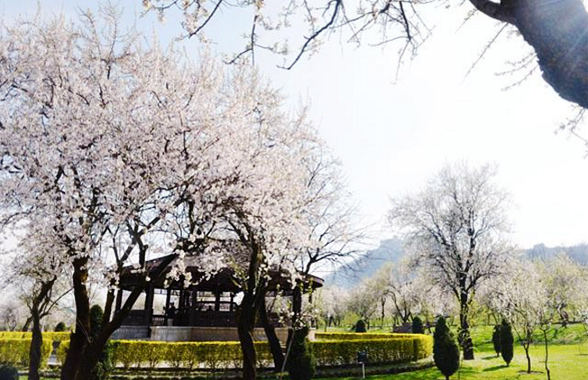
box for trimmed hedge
[0,338,53,367]
[51,333,433,370]
[315,332,419,340]
[0,331,70,342]
[58,340,273,370]
[311,336,432,366]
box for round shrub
[89,305,114,380]
[433,317,459,380]
[500,319,514,366]
[412,316,424,334]
[90,305,104,335]
[0,363,18,380]
[55,322,67,332]
[355,320,367,333]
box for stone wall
[149,326,289,343]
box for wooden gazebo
[112,254,323,341]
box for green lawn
[317,324,588,380]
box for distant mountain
[525,243,588,265]
[324,238,406,289]
[324,239,588,290]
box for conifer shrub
[433,317,459,380]
[500,319,514,366]
[54,322,67,332]
[355,320,367,333]
[492,325,501,357]
[89,305,114,380]
[0,363,18,380]
[412,316,424,334]
[286,327,316,380]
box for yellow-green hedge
[0,331,70,342]
[54,334,432,370]
[0,338,53,367]
[315,332,417,340]
[311,334,433,366]
[57,340,273,370]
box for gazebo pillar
[165,288,171,325]
[214,290,221,311]
[189,290,198,325]
[144,283,154,325]
[114,288,123,316]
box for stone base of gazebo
[112,326,315,344]
[150,326,290,343]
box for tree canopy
[0,8,349,380]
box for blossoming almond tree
[389,163,512,360]
[489,259,545,374]
[490,255,588,378]
[0,8,328,380]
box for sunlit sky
[2,1,588,250]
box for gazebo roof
[119,254,323,293]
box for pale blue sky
[2,1,587,249]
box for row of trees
[0,8,360,380]
[316,162,588,374]
[317,249,588,379]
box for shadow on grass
[481,355,499,361]
[482,364,508,372]
[456,366,477,375]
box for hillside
[324,238,405,288]
[325,239,588,289]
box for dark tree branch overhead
[145,0,588,110]
[468,0,516,24]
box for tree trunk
[60,253,174,380]
[28,307,42,380]
[234,238,267,380]
[22,317,32,332]
[380,299,386,328]
[524,329,532,373]
[259,297,284,372]
[28,279,56,380]
[237,294,257,380]
[291,286,303,328]
[285,285,304,353]
[61,258,91,380]
[459,292,474,360]
[525,345,531,373]
[543,329,551,380]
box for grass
[316,323,588,380]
